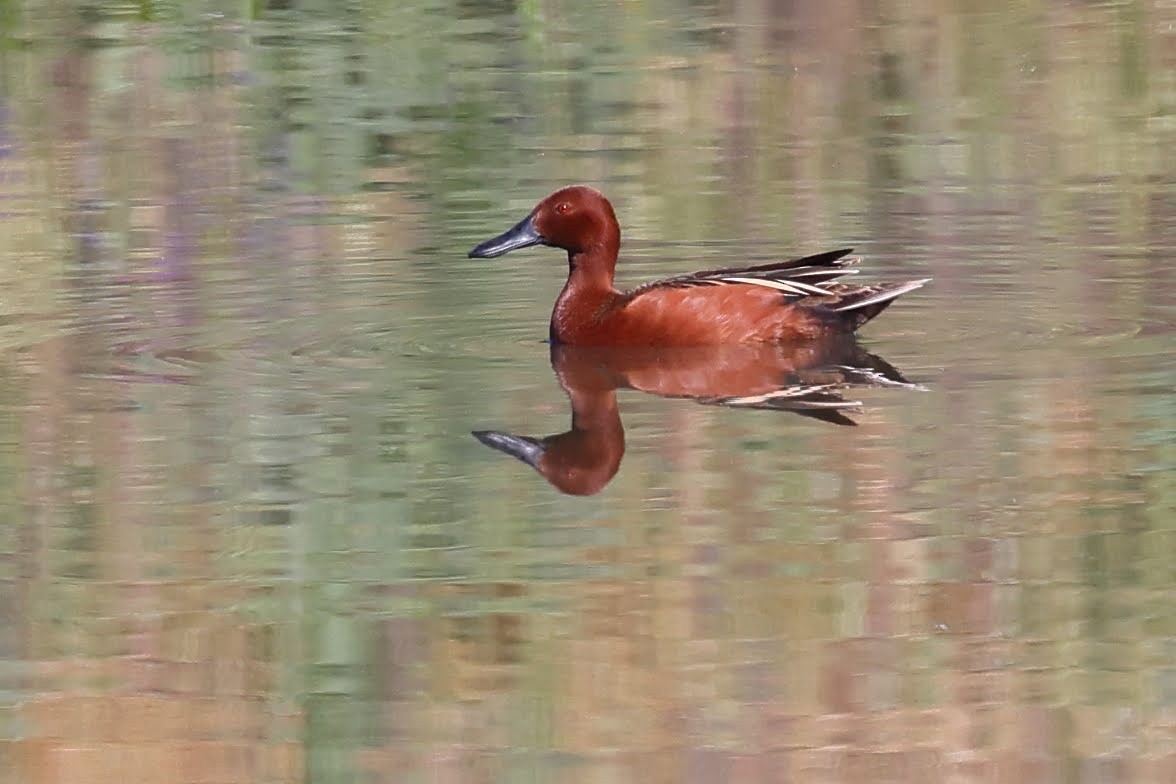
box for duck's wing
[624,248,930,331]
[627,248,862,299]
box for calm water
[1,1,1174,782]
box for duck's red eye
[555,202,571,215]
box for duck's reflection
[474,338,919,496]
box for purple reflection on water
[156,136,197,284]
[0,99,22,210]
[0,98,10,157]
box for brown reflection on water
[16,341,297,783]
[474,340,918,495]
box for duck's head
[468,185,619,259]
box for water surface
[0,1,1173,782]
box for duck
[468,185,929,346]
[473,339,918,495]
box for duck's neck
[566,245,618,293]
[551,242,620,342]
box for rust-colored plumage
[469,185,928,346]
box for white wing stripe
[717,276,833,295]
[788,268,860,278]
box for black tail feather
[830,279,930,329]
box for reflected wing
[696,383,862,426]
